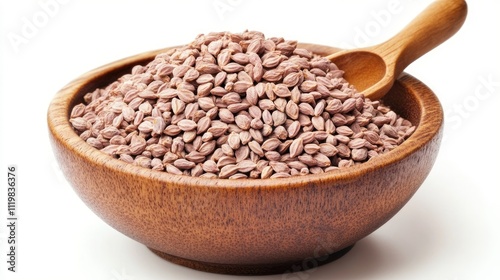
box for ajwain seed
[69,30,415,179]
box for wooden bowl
[47,44,443,275]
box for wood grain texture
[47,44,443,275]
[327,0,467,100]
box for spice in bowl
[69,30,415,179]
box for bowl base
[148,244,354,275]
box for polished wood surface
[47,44,443,275]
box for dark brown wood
[47,44,444,275]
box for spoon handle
[374,0,468,76]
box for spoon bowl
[327,0,468,100]
[329,51,388,97]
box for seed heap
[69,30,415,179]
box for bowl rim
[47,44,443,190]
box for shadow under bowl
[47,43,443,275]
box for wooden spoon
[326,0,467,100]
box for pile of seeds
[69,30,415,179]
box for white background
[1,0,499,279]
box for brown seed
[101,126,121,139]
[303,143,320,155]
[263,151,280,161]
[207,125,228,137]
[219,109,235,123]
[166,164,183,175]
[202,160,219,173]
[198,97,215,111]
[226,132,240,150]
[128,134,146,154]
[185,151,206,163]
[171,98,185,115]
[336,126,353,136]
[152,117,166,136]
[271,111,287,126]
[337,143,351,158]
[233,81,253,93]
[70,117,88,131]
[207,39,223,55]
[138,89,157,100]
[173,159,196,170]
[311,116,325,131]
[261,138,282,151]
[237,160,257,173]
[219,164,239,178]
[239,131,252,145]
[222,62,244,73]
[251,62,263,82]
[235,114,252,130]
[273,84,291,98]
[121,106,135,122]
[172,65,190,78]
[233,145,248,162]
[313,153,331,167]
[348,138,367,149]
[71,104,86,118]
[217,155,237,168]
[221,143,234,157]
[381,124,399,138]
[196,74,214,84]
[86,137,103,149]
[196,62,221,74]
[298,103,314,116]
[247,106,261,119]
[298,131,315,144]
[287,161,308,170]
[196,116,211,134]
[258,99,275,111]
[147,144,168,158]
[119,154,134,164]
[248,141,264,157]
[287,121,301,138]
[190,164,204,177]
[352,148,368,161]
[198,140,216,156]
[177,119,197,131]
[283,72,302,87]
[110,134,126,145]
[288,138,303,158]
[342,98,357,113]
[232,53,250,64]
[270,161,290,173]
[262,53,281,68]
[285,100,299,120]
[260,166,273,179]
[298,154,317,167]
[171,137,185,154]
[177,89,196,103]
[270,172,291,178]
[138,101,153,115]
[250,118,264,130]
[300,80,317,92]
[319,143,338,157]
[163,125,180,136]
[199,173,217,178]
[228,103,251,113]
[262,69,283,82]
[273,126,288,140]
